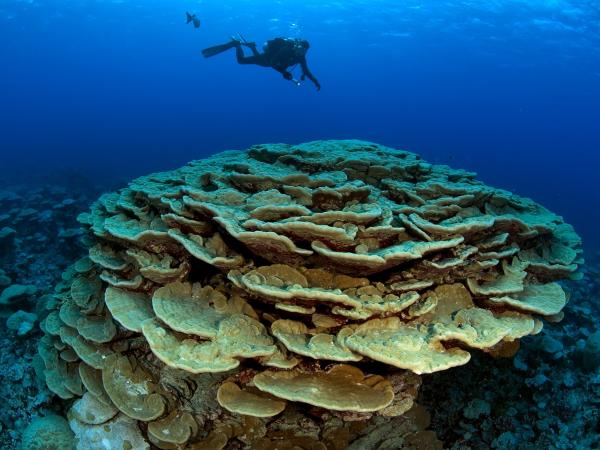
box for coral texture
[37,140,581,448]
[20,414,75,450]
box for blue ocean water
[1,0,599,250]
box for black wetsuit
[234,38,320,90]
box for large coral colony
[36,140,582,449]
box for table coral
[36,140,581,448]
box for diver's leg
[246,43,260,57]
[235,45,260,65]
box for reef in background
[0,182,103,449]
[1,140,597,449]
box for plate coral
[36,140,582,449]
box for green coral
[6,310,37,336]
[20,415,75,450]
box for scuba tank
[263,38,305,68]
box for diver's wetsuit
[234,38,320,90]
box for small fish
[186,12,200,29]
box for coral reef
[6,310,38,336]
[0,183,97,291]
[20,415,74,450]
[0,329,54,449]
[421,252,600,448]
[582,331,600,372]
[0,180,103,449]
[34,140,583,448]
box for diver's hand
[315,82,321,91]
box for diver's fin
[201,41,237,58]
[186,12,192,24]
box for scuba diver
[202,36,321,90]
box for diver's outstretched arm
[277,69,294,81]
[300,58,320,91]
